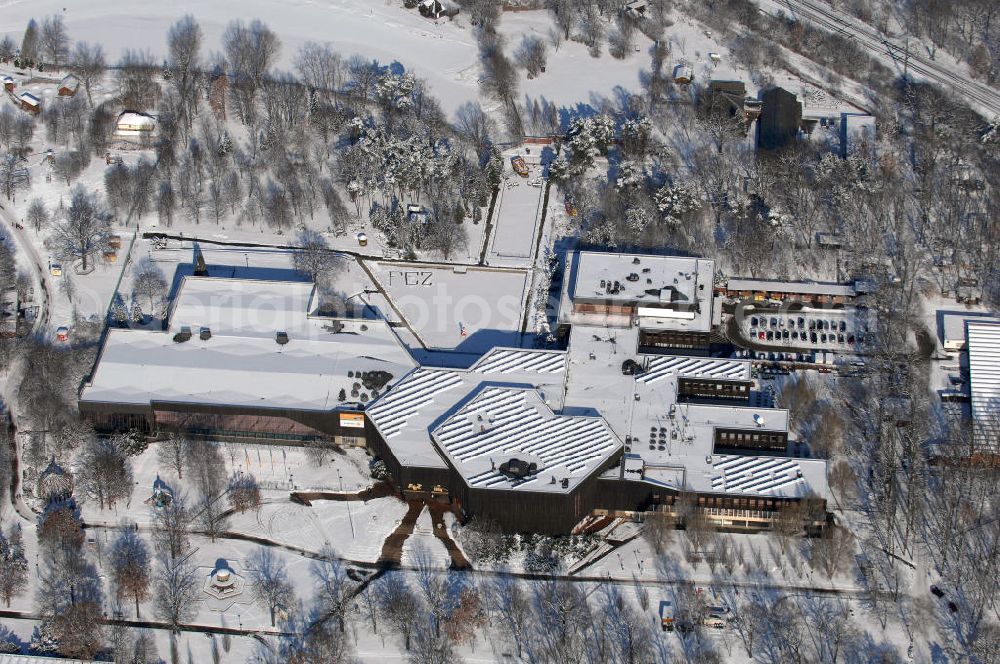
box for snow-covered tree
[653,182,700,227]
[51,188,110,272]
[0,523,28,607]
[131,258,168,315]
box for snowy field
[2,0,651,117]
[228,496,410,563]
[365,260,529,352]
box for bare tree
[248,547,294,627]
[227,472,262,514]
[311,548,358,633]
[643,510,675,555]
[597,583,655,664]
[156,180,176,228]
[167,16,203,135]
[453,102,494,157]
[828,460,855,510]
[0,523,29,607]
[51,187,110,271]
[375,571,419,651]
[295,42,343,104]
[0,154,30,201]
[39,15,70,70]
[548,0,575,41]
[809,524,855,579]
[487,572,531,659]
[131,258,168,315]
[69,42,105,107]
[117,50,160,110]
[36,547,105,660]
[109,524,151,617]
[222,19,281,126]
[156,433,189,480]
[0,35,16,62]
[458,0,501,27]
[515,35,548,78]
[151,491,190,560]
[76,436,134,510]
[153,549,200,631]
[773,502,804,554]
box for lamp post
[338,469,355,540]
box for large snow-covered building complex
[81,254,829,534]
[80,277,418,443]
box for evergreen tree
[20,19,39,67]
[131,302,144,325]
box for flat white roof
[81,278,417,412]
[968,321,1000,441]
[941,312,999,348]
[564,324,826,499]
[565,251,715,332]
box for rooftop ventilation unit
[560,478,570,488]
[626,273,639,282]
[498,458,537,479]
[621,359,644,375]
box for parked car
[930,585,945,598]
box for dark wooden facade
[639,329,711,350]
[678,377,752,402]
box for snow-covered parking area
[741,306,870,353]
[366,260,529,352]
[486,153,547,267]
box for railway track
[771,0,1000,116]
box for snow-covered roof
[967,321,1000,442]
[115,110,156,127]
[81,277,417,412]
[940,312,999,350]
[564,251,715,333]
[726,278,856,297]
[431,386,621,494]
[366,349,569,469]
[19,92,40,105]
[368,321,827,500]
[59,73,80,90]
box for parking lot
[739,307,870,353]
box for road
[0,201,51,333]
[0,199,54,523]
[760,0,1000,117]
